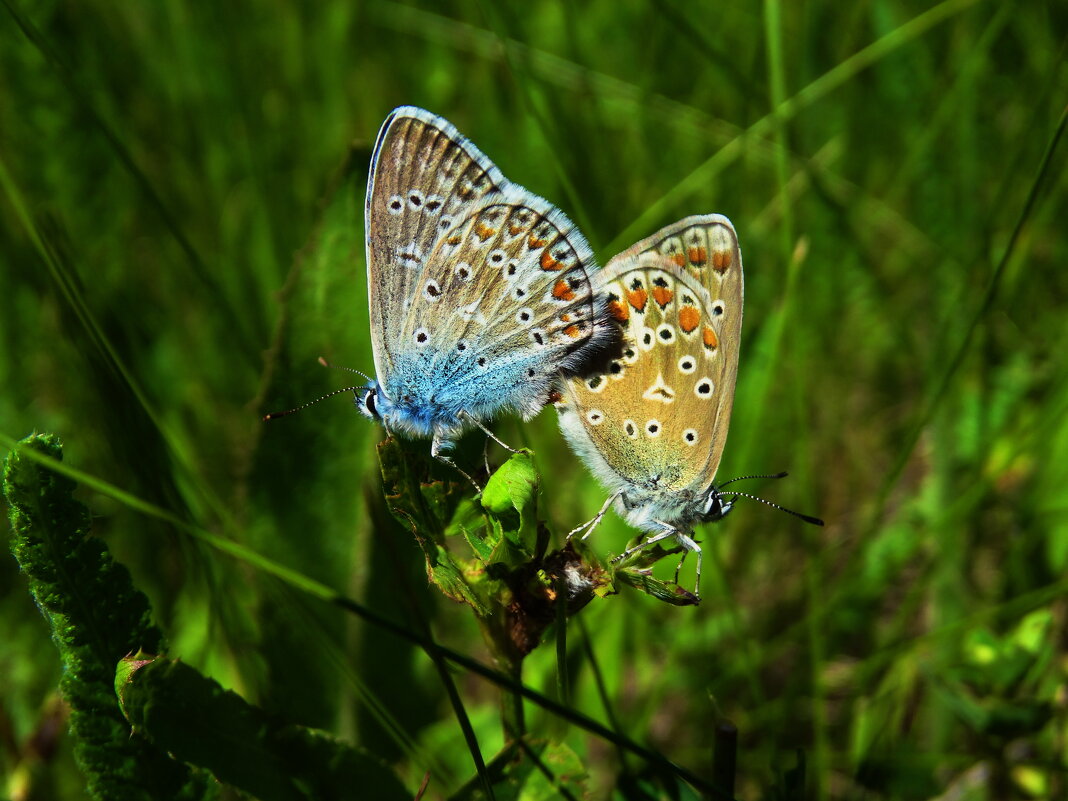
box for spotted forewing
[365,107,602,392]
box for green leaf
[117,654,410,801]
[3,433,213,801]
[613,540,700,606]
[480,451,538,519]
[378,437,491,615]
[480,452,541,570]
[1011,608,1053,655]
[448,739,587,801]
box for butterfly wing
[365,107,506,384]
[368,107,607,425]
[558,216,743,503]
[395,193,605,421]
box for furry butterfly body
[556,215,744,596]
[359,107,610,474]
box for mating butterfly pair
[350,106,811,598]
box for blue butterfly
[357,107,610,485]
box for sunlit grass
[2,0,1066,798]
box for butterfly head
[355,381,383,421]
[700,488,734,524]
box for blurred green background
[2,0,1066,798]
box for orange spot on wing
[608,300,629,322]
[627,288,648,312]
[563,324,581,338]
[509,224,524,236]
[703,325,719,350]
[561,313,572,322]
[528,235,548,249]
[711,249,732,273]
[474,223,496,241]
[552,280,575,301]
[671,252,687,267]
[446,235,462,246]
[688,246,708,266]
[540,249,562,271]
[679,306,700,333]
[651,286,673,308]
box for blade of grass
[0,151,235,533]
[607,0,983,255]
[0,0,259,364]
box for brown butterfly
[556,215,821,598]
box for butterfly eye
[682,429,699,446]
[644,419,662,438]
[695,378,714,397]
[387,195,404,214]
[678,356,696,374]
[414,328,430,347]
[623,419,639,439]
[585,410,604,426]
[362,389,378,418]
[515,307,534,325]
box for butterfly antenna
[718,490,824,526]
[718,471,789,488]
[262,385,362,421]
[318,356,373,383]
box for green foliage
[3,434,212,801]
[116,654,409,801]
[380,441,605,663]
[449,739,587,801]
[3,0,1068,798]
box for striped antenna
[262,357,372,421]
[718,490,824,526]
[262,385,361,421]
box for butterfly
[556,215,821,598]
[356,107,611,487]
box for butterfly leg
[671,531,702,600]
[459,411,520,454]
[431,429,482,494]
[613,526,676,563]
[565,491,622,542]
